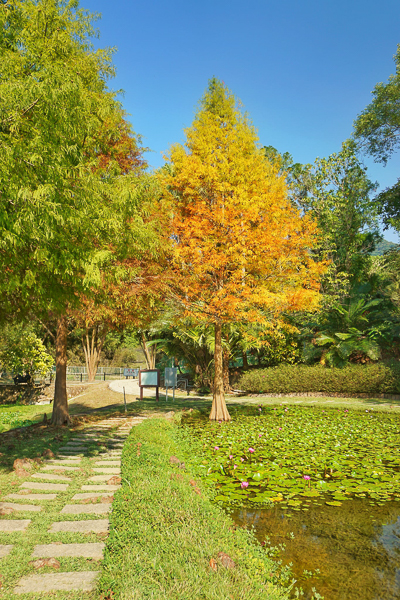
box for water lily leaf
[326,501,342,506]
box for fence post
[80,373,82,383]
[104,372,106,381]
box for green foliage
[181,408,400,509]
[353,44,400,165]
[0,325,53,378]
[99,418,288,600]
[238,362,400,395]
[0,0,148,319]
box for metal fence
[0,366,132,385]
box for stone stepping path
[0,416,141,595]
[0,544,14,558]
[41,465,79,471]
[81,484,121,491]
[32,542,105,560]
[72,492,114,500]
[14,571,100,594]
[20,482,69,491]
[0,502,41,513]
[5,493,57,501]
[61,504,110,515]
[0,520,31,532]
[49,519,109,533]
[31,473,71,482]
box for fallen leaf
[209,558,218,572]
[29,558,60,570]
[218,552,235,569]
[0,507,14,515]
[13,459,34,472]
[107,476,121,485]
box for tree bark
[140,332,156,369]
[209,321,231,421]
[242,351,249,369]
[223,346,231,392]
[51,315,70,426]
[82,326,107,382]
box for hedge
[238,362,400,395]
[99,418,288,600]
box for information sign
[124,368,139,378]
[165,368,177,387]
[139,369,160,402]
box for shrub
[238,361,400,395]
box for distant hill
[370,239,398,256]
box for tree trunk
[51,315,70,426]
[242,351,249,369]
[140,333,156,369]
[82,326,107,382]
[223,347,230,392]
[209,322,231,421]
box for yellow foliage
[161,79,327,327]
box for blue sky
[82,0,400,242]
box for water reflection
[231,500,400,600]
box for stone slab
[31,473,71,482]
[81,485,120,491]
[94,461,121,466]
[14,571,99,594]
[56,456,82,460]
[20,482,68,491]
[0,502,41,513]
[57,452,86,457]
[45,459,81,464]
[49,520,109,533]
[59,446,87,452]
[61,504,110,515]
[41,465,79,471]
[32,542,105,560]
[72,492,114,500]
[65,441,88,446]
[0,544,13,558]
[92,468,121,474]
[5,494,57,501]
[88,475,119,482]
[0,520,31,532]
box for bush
[238,361,400,395]
[99,418,287,600]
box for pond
[231,499,400,600]
[181,405,400,599]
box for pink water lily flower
[229,455,234,459]
[214,446,219,450]
[248,448,255,453]
[241,482,249,489]
[258,434,262,438]
[303,475,311,480]
[278,427,282,431]
[241,458,245,462]
[234,464,238,469]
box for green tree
[353,44,400,231]
[0,325,53,381]
[0,0,149,424]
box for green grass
[99,418,289,600]
[0,404,52,433]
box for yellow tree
[162,78,326,421]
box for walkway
[0,415,145,595]
[109,378,155,397]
